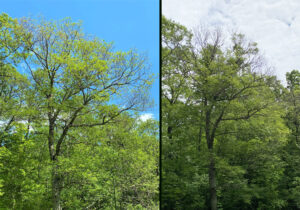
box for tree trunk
[52,164,62,210]
[205,108,218,209]
[167,126,173,140]
[198,125,202,152]
[209,148,217,210]
[48,121,62,209]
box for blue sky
[1,0,159,120]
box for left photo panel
[0,1,159,209]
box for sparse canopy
[0,13,156,210]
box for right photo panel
[161,1,300,209]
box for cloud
[139,113,154,122]
[163,0,300,84]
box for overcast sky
[163,0,300,85]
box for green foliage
[0,116,158,209]
[162,16,299,210]
[0,125,50,209]
[0,13,157,209]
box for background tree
[162,16,204,209]
[0,13,29,139]
[281,70,300,209]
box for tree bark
[49,120,62,210]
[208,148,217,210]
[205,107,218,210]
[167,126,173,140]
[198,125,202,152]
[52,164,62,210]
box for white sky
[139,113,154,121]
[163,0,300,84]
